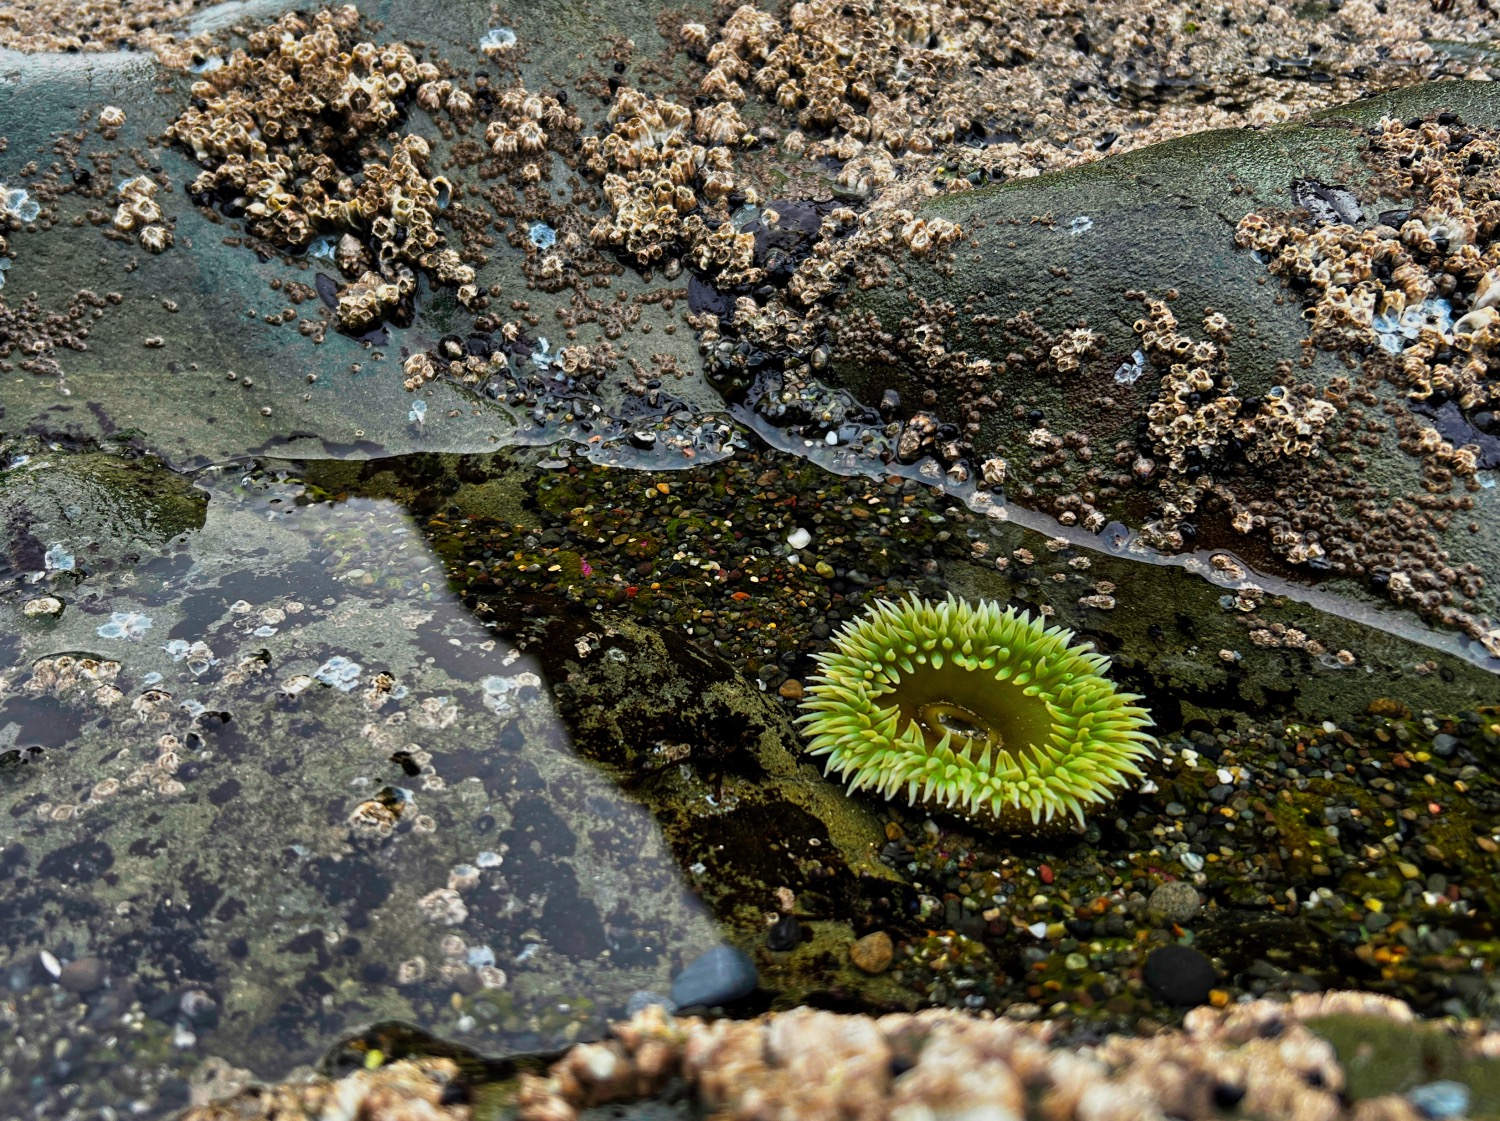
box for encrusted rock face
[815,84,1500,659]
[179,1057,471,1121]
[165,6,469,330]
[1236,115,1500,417]
[508,992,1487,1121]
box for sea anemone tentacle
[797,594,1156,832]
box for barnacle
[798,595,1156,830]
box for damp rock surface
[834,82,1500,663]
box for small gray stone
[625,990,674,1016]
[57,957,105,994]
[1164,802,1187,817]
[669,944,757,1008]
[1431,733,1458,757]
[1406,1080,1470,1120]
[1149,881,1203,924]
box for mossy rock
[0,447,206,575]
[1307,1012,1500,1111]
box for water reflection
[0,464,718,1117]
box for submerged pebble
[1143,944,1218,1006]
[1147,881,1202,923]
[1406,1080,1471,1120]
[57,957,106,994]
[670,945,758,1008]
[766,915,802,951]
[849,931,894,974]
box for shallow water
[3,444,1498,1116]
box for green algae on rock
[798,595,1156,829]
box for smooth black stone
[1143,944,1218,1006]
[766,915,803,952]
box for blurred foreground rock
[182,990,1500,1121]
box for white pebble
[787,527,812,550]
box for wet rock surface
[0,452,721,1115]
[829,83,1500,664]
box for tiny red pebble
[1429,802,1442,815]
[625,586,639,598]
[1039,864,1054,884]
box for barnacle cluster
[687,0,1494,197]
[112,176,172,253]
[1236,116,1500,416]
[337,260,418,333]
[0,0,218,63]
[0,288,116,379]
[1136,298,1243,499]
[581,88,759,283]
[416,75,475,119]
[692,0,992,179]
[403,334,508,391]
[517,993,1449,1121]
[1048,324,1101,374]
[181,1057,470,1121]
[1238,385,1339,463]
[798,595,1155,830]
[483,84,582,170]
[894,212,964,259]
[165,6,469,330]
[1132,297,1342,547]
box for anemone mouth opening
[893,662,1054,766]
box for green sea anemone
[797,595,1156,830]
